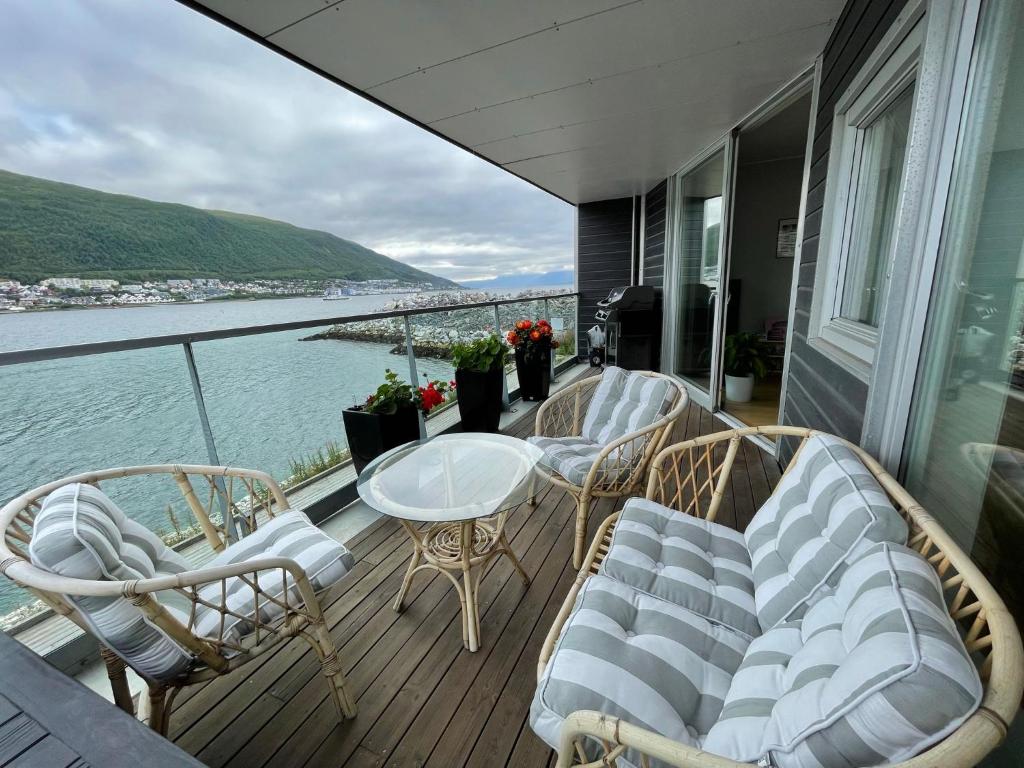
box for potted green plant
[507,319,559,401]
[722,332,769,403]
[451,335,508,432]
[343,369,452,473]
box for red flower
[506,330,519,345]
[529,329,542,341]
[449,380,457,388]
[515,319,533,330]
[537,319,551,328]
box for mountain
[460,269,573,291]
[0,169,455,286]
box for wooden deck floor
[167,400,782,768]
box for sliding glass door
[900,2,1024,760]
[668,148,729,406]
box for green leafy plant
[722,332,770,379]
[359,369,453,415]
[450,335,509,372]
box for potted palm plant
[722,332,769,403]
[451,335,507,432]
[506,319,560,401]
[343,369,452,473]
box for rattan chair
[537,426,1024,768]
[0,464,358,735]
[531,370,689,569]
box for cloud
[0,0,574,282]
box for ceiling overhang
[179,1,841,205]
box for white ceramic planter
[725,373,754,403]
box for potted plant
[343,369,453,473]
[722,332,769,403]
[451,335,508,433]
[506,319,560,401]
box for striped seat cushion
[527,435,627,487]
[745,434,908,630]
[30,483,195,681]
[581,367,672,447]
[530,575,750,768]
[703,543,982,767]
[600,498,760,639]
[192,510,354,644]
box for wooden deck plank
[169,398,780,767]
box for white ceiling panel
[268,0,629,90]
[183,0,842,203]
[195,0,337,38]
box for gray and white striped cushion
[527,435,622,486]
[600,498,760,639]
[30,483,195,681]
[581,367,671,447]
[745,434,908,630]
[703,543,982,767]
[530,575,750,768]
[192,510,354,644]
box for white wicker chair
[531,370,689,569]
[0,464,357,735]
[537,426,1024,768]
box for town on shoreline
[0,276,439,313]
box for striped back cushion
[745,434,907,630]
[581,367,672,447]
[703,543,982,767]
[30,483,195,680]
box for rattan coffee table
[356,433,543,652]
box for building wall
[782,0,910,455]
[641,180,668,289]
[576,197,636,355]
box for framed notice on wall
[776,218,798,259]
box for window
[700,196,722,285]
[810,14,924,377]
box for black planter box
[455,366,504,433]
[515,345,551,401]
[342,404,420,474]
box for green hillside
[0,169,454,286]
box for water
[0,295,462,615]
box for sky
[0,0,574,284]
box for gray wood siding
[642,180,668,288]
[782,0,910,458]
[576,197,635,354]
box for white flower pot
[725,373,754,403]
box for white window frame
[809,5,926,380]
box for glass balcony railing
[0,291,578,630]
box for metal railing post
[403,316,428,439]
[543,297,557,383]
[493,304,511,410]
[182,342,239,543]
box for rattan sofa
[531,368,689,569]
[0,465,358,735]
[534,426,1024,768]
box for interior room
[722,91,812,426]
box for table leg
[461,520,480,652]
[500,531,531,587]
[394,544,421,612]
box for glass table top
[356,433,544,522]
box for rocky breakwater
[301,290,576,361]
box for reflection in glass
[673,150,727,392]
[840,84,915,326]
[902,9,1023,763]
